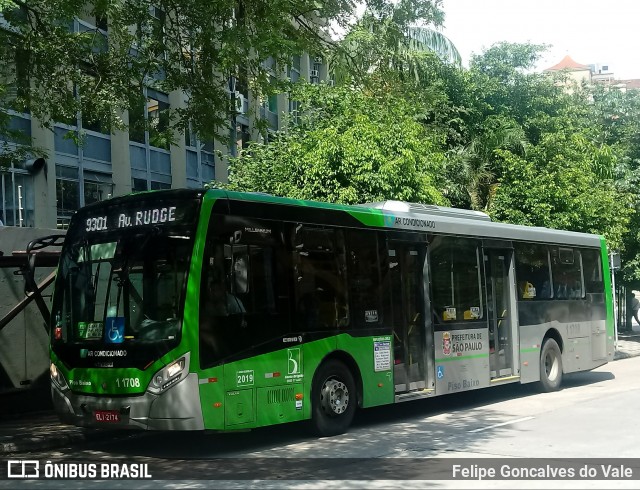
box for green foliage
[329,0,460,86]
[0,0,360,142]
[225,82,448,205]
[489,133,632,249]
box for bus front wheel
[539,338,563,392]
[311,360,356,437]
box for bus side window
[515,244,552,300]
[430,236,482,322]
[550,247,584,300]
[580,248,604,299]
[346,230,382,328]
[291,225,348,330]
[199,215,290,369]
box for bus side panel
[303,336,339,420]
[198,365,226,430]
[433,328,491,396]
[250,347,306,428]
[336,333,394,408]
[518,299,608,384]
[518,324,542,384]
[600,237,616,362]
[190,193,222,429]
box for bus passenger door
[389,241,432,393]
[484,248,519,379]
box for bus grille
[267,386,295,404]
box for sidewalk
[2,328,640,455]
[614,319,640,360]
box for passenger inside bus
[208,275,246,317]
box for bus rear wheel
[311,360,356,437]
[539,338,563,392]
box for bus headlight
[147,356,187,395]
[50,362,69,390]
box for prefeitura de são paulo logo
[443,332,452,356]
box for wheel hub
[321,379,349,415]
[545,353,557,379]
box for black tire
[539,338,563,392]
[310,360,357,437]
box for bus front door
[389,241,433,394]
[485,248,518,379]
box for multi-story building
[0,7,328,230]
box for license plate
[94,410,120,423]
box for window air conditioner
[310,69,319,78]
[235,92,245,113]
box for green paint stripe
[435,353,488,362]
[220,190,388,228]
[520,348,540,353]
[600,237,615,341]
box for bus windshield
[50,192,201,369]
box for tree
[0,0,360,144]
[443,114,527,210]
[224,82,448,205]
[489,132,632,249]
[329,0,460,86]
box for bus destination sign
[77,198,201,235]
[85,206,177,232]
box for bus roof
[206,189,603,248]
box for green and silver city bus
[49,189,614,436]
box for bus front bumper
[51,372,204,430]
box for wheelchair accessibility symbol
[105,317,124,344]
[436,366,445,379]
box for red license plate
[94,410,120,423]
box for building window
[150,180,171,190]
[0,170,34,227]
[83,172,113,206]
[132,177,148,192]
[147,89,170,150]
[267,94,278,113]
[129,92,146,144]
[236,124,250,152]
[55,166,80,229]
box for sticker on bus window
[373,339,391,372]
[464,307,480,320]
[105,317,125,344]
[523,282,537,299]
[84,322,104,340]
[365,310,379,323]
[444,308,456,321]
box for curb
[614,350,640,361]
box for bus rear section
[50,190,205,430]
